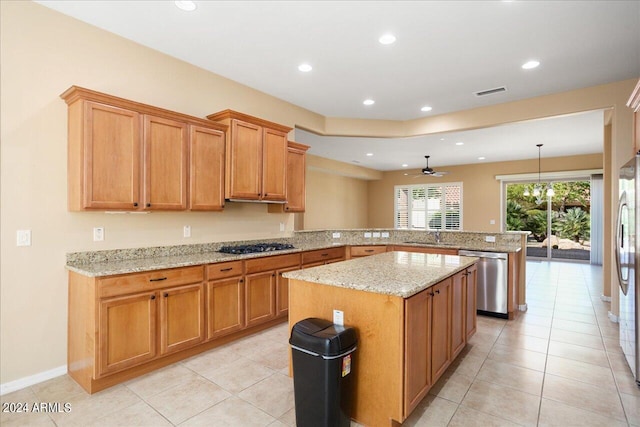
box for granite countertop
[283,251,478,298]
[66,234,521,278]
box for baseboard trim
[0,365,67,396]
[518,304,528,312]
[600,295,612,302]
[608,311,619,323]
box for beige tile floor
[2,261,639,426]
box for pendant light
[531,143,555,204]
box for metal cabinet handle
[133,202,138,207]
[150,295,156,300]
[220,267,233,272]
[146,203,151,208]
[365,249,375,253]
[321,253,329,257]
[149,277,167,282]
[435,289,440,294]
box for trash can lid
[289,317,357,357]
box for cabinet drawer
[393,246,458,255]
[98,266,204,298]
[245,253,300,274]
[350,245,387,257]
[207,261,244,280]
[302,247,346,265]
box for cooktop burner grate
[218,242,295,254]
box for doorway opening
[506,180,592,262]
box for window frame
[394,182,463,230]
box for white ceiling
[37,0,640,170]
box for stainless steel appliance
[218,242,295,254]
[458,250,508,318]
[616,152,640,386]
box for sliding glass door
[506,180,591,261]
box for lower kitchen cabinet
[404,288,432,415]
[430,278,452,381]
[276,266,299,317]
[465,263,478,339]
[207,277,244,339]
[244,271,277,327]
[349,245,388,258]
[451,270,466,359]
[99,292,157,377]
[159,283,205,355]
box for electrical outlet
[485,235,496,243]
[372,232,381,238]
[183,225,191,238]
[93,227,104,242]
[381,232,390,238]
[333,309,344,326]
[279,222,285,232]
[490,219,496,225]
[364,232,372,238]
[332,232,341,239]
[16,230,31,246]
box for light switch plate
[372,232,381,238]
[17,230,31,246]
[364,232,372,238]
[183,225,191,238]
[485,235,496,243]
[381,232,390,238]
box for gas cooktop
[217,242,295,255]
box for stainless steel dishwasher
[458,250,508,318]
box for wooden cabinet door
[451,270,466,359]
[189,125,225,211]
[207,277,244,340]
[430,279,451,382]
[227,119,262,200]
[143,115,188,210]
[284,144,306,212]
[244,271,276,327]
[98,292,156,376]
[404,289,432,415]
[159,284,205,355]
[465,264,478,340]
[276,266,299,318]
[82,101,141,210]
[261,127,287,201]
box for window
[394,183,462,230]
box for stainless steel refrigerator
[616,152,640,386]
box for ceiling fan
[409,155,450,178]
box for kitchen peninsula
[285,251,479,427]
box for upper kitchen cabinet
[207,110,291,202]
[269,141,310,213]
[628,79,640,153]
[61,86,227,211]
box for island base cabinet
[430,279,452,381]
[404,290,432,416]
[98,292,157,377]
[465,264,478,339]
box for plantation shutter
[395,187,409,229]
[394,183,463,230]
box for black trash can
[289,318,357,427]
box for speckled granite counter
[283,251,478,298]
[66,228,523,277]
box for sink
[402,241,456,246]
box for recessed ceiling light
[455,142,464,146]
[366,153,374,157]
[298,63,312,72]
[402,163,409,168]
[420,106,433,112]
[175,1,197,11]
[478,156,486,160]
[404,173,409,176]
[363,99,375,106]
[379,34,396,45]
[522,60,540,70]
[440,138,445,141]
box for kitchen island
[284,251,478,427]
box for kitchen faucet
[433,230,441,243]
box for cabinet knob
[435,289,440,294]
[239,279,244,283]
[150,295,156,300]
[146,203,151,208]
[272,273,276,277]
[163,292,169,298]
[133,202,138,207]
[285,207,289,211]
